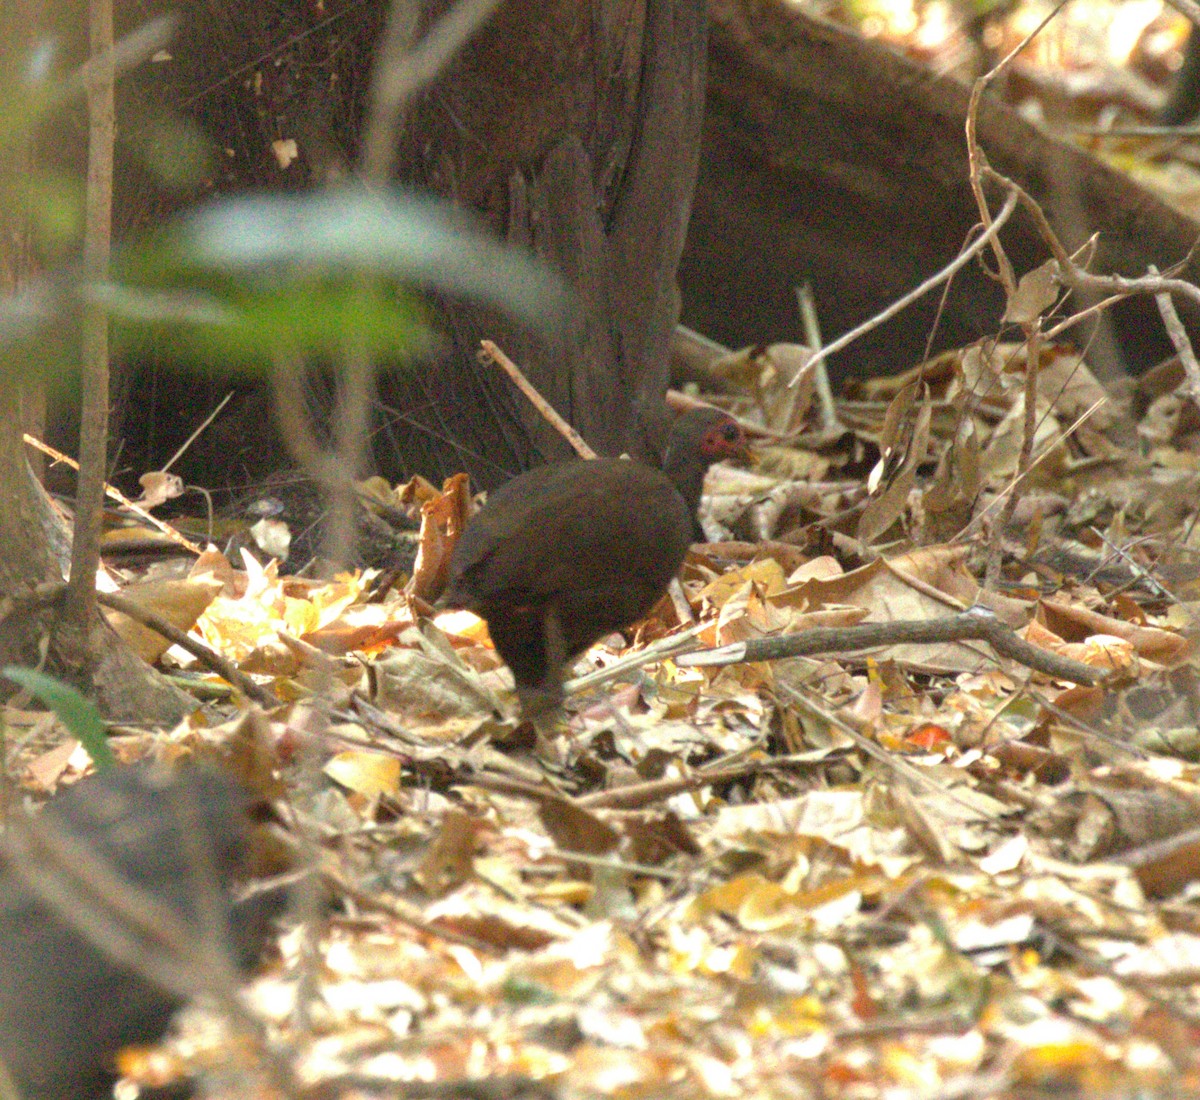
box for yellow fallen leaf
[324,750,400,798]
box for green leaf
[3,667,114,771]
[131,189,569,330]
[501,976,559,1005]
[1,188,567,380]
[104,277,434,370]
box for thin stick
[361,0,503,183]
[775,681,992,817]
[578,752,807,811]
[963,10,1068,589]
[96,589,280,708]
[667,580,695,626]
[65,0,116,629]
[3,15,175,146]
[1150,263,1200,408]
[320,866,505,955]
[981,165,1200,311]
[795,282,839,433]
[160,391,234,474]
[23,433,204,555]
[479,339,597,458]
[790,190,1019,383]
[1042,293,1131,342]
[674,608,1105,686]
[563,620,709,696]
[985,324,1041,593]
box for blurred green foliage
[3,666,114,770]
[0,23,565,383]
[108,190,565,371]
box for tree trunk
[375,0,709,486]
[0,3,193,726]
[104,0,708,491]
[682,0,1200,383]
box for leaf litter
[22,14,1200,1076]
[13,323,1200,1099]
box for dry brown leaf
[537,797,621,861]
[414,810,482,897]
[780,557,1007,673]
[135,470,185,509]
[858,384,932,544]
[103,575,224,664]
[1039,598,1189,666]
[407,473,471,603]
[1004,258,1061,324]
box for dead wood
[674,609,1106,686]
[682,0,1200,385]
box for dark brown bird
[442,407,750,715]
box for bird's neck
[663,452,710,519]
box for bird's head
[662,406,754,515]
[696,411,753,465]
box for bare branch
[790,190,1019,383]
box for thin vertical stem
[65,0,114,629]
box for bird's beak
[729,436,756,467]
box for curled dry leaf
[1039,599,1189,666]
[1003,258,1060,324]
[135,470,185,509]
[407,473,471,603]
[858,383,932,545]
[372,625,506,722]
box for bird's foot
[515,685,569,762]
[516,682,564,719]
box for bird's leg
[515,605,571,758]
[543,604,567,699]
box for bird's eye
[721,423,740,442]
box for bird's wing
[446,460,691,606]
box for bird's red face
[699,415,752,463]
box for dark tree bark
[106,0,709,492]
[376,0,709,486]
[682,0,1200,384]
[105,0,1200,497]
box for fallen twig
[478,340,597,458]
[96,589,279,708]
[578,752,824,811]
[23,434,204,556]
[1151,263,1200,407]
[564,621,710,696]
[321,865,505,956]
[775,681,1002,819]
[673,607,1106,686]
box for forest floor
[12,2,1200,1097]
